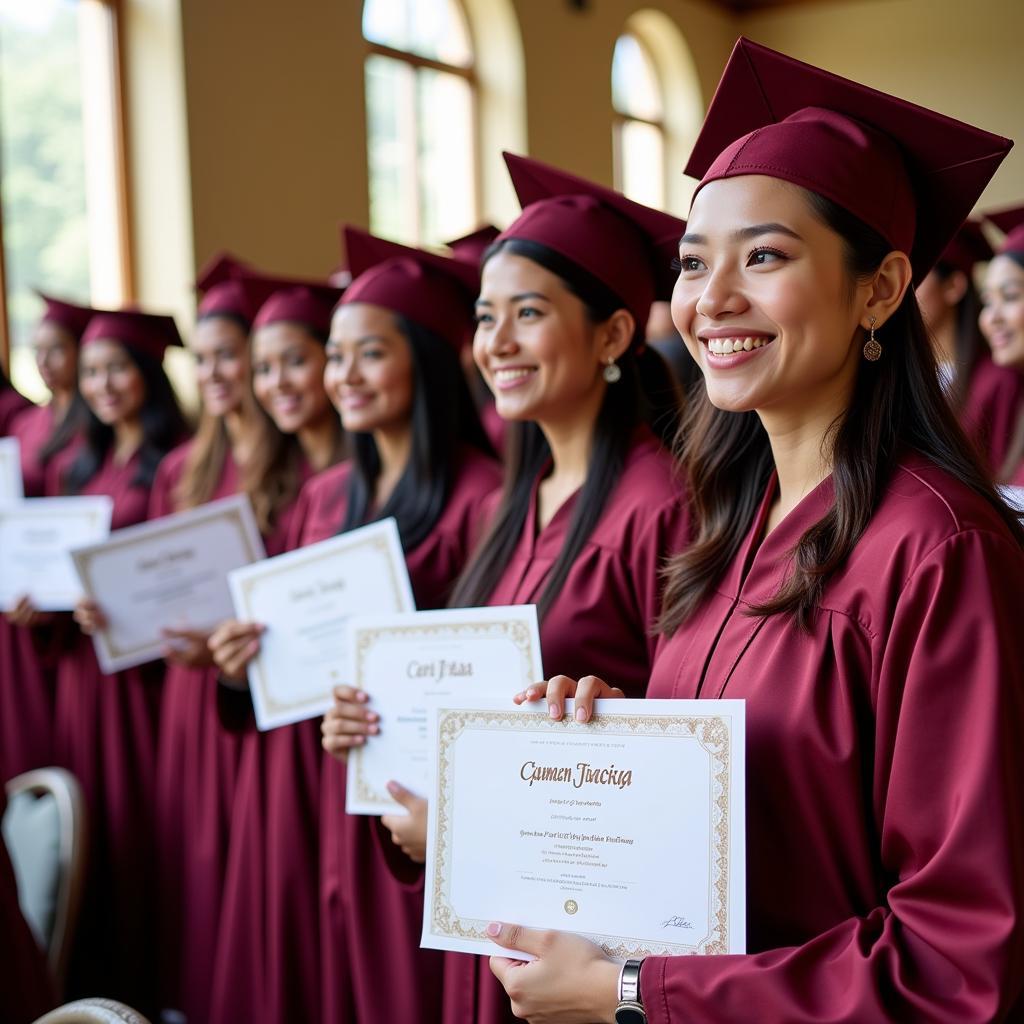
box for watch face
[614,1004,647,1024]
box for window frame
[362,0,481,246]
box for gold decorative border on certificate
[75,506,260,661]
[349,619,539,808]
[428,708,735,958]
[240,534,408,716]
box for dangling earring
[863,316,882,361]
[603,358,622,383]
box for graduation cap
[251,277,345,339]
[685,38,1012,283]
[446,225,501,266]
[340,225,479,350]
[936,220,993,277]
[499,152,685,330]
[81,308,184,362]
[35,291,94,343]
[984,205,1024,257]
[195,251,264,325]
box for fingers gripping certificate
[421,697,746,960]
[345,606,544,815]
[72,494,265,672]
[228,518,416,731]
[0,497,113,610]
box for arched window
[363,0,478,246]
[612,32,666,210]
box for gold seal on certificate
[0,437,23,505]
[345,606,544,815]
[0,496,113,610]
[228,518,416,732]
[421,697,746,960]
[71,493,265,672]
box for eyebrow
[326,335,388,348]
[475,291,550,307]
[680,223,804,246]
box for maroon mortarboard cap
[498,152,685,331]
[685,38,1012,283]
[35,291,94,342]
[936,220,993,276]
[985,206,1024,257]
[195,251,263,325]
[446,225,501,266]
[252,277,344,339]
[81,308,183,361]
[340,226,478,349]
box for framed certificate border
[230,518,415,730]
[73,493,264,670]
[426,703,742,959]
[347,608,543,811]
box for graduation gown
[207,462,323,1024]
[443,428,689,1024]
[149,441,254,1021]
[638,455,1024,1023]
[52,449,164,1013]
[0,789,55,1023]
[0,406,66,782]
[0,384,32,436]
[302,447,502,1024]
[961,356,1024,476]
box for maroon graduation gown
[443,428,689,1024]
[638,456,1024,1022]
[300,447,502,1024]
[207,463,325,1024]
[0,789,55,1022]
[961,356,1024,476]
[0,407,66,782]
[52,449,164,1013]
[149,441,251,1021]
[0,384,32,436]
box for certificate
[0,497,113,610]
[72,493,265,672]
[422,697,746,960]
[0,437,22,504]
[228,518,415,732]
[345,606,544,815]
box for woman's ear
[596,309,636,365]
[860,250,913,331]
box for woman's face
[979,255,1024,370]
[473,251,607,424]
[191,316,251,418]
[324,303,414,434]
[33,321,78,395]
[78,339,146,426]
[671,175,865,419]
[251,321,331,433]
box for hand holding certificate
[71,494,265,672]
[421,696,745,961]
[0,497,113,610]
[228,518,416,731]
[345,606,544,815]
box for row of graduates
[3,36,1024,1024]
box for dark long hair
[930,260,988,410]
[39,391,89,465]
[64,345,187,494]
[450,238,682,618]
[340,314,493,551]
[659,191,1024,635]
[995,251,1024,481]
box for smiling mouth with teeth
[705,336,773,355]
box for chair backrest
[3,767,88,996]
[32,997,152,1024]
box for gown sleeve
[641,528,1024,1023]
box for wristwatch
[615,958,647,1023]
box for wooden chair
[32,998,152,1024]
[4,767,88,998]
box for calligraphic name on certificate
[228,517,415,732]
[0,496,113,610]
[421,697,746,961]
[0,437,23,505]
[345,605,544,816]
[71,493,265,672]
